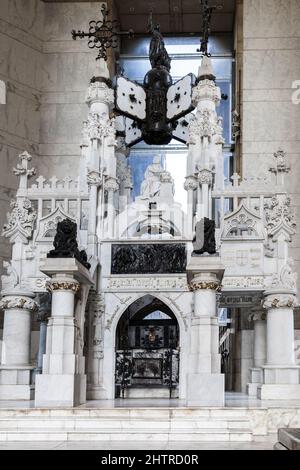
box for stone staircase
[0,407,253,442]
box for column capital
[46,280,80,294]
[263,289,298,309]
[104,177,119,192]
[0,291,38,312]
[198,169,213,186]
[184,176,198,191]
[85,81,114,107]
[248,306,266,322]
[189,280,221,292]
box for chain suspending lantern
[71,4,134,61]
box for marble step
[0,417,251,430]
[0,428,253,442]
[0,408,250,418]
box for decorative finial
[197,1,222,57]
[71,3,134,61]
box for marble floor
[0,392,300,409]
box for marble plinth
[186,373,224,406]
[35,373,86,407]
[247,367,263,396]
[0,366,34,400]
[258,384,300,400]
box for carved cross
[231,173,241,188]
[49,176,59,190]
[35,175,46,190]
[13,151,36,191]
[269,149,290,186]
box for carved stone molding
[264,194,296,240]
[269,149,290,178]
[86,81,114,107]
[2,198,37,243]
[1,261,19,291]
[189,109,215,141]
[86,113,116,143]
[184,176,198,191]
[46,281,80,293]
[263,293,298,309]
[189,280,221,292]
[0,296,38,312]
[192,80,221,106]
[267,258,298,291]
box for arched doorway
[115,295,180,399]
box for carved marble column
[86,290,105,399]
[247,307,267,396]
[104,177,119,238]
[0,290,38,400]
[35,293,51,377]
[186,255,225,406]
[258,289,300,400]
[198,169,213,220]
[184,176,197,237]
[35,258,93,407]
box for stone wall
[0,1,101,276]
[0,0,44,272]
[39,1,100,179]
[241,0,300,293]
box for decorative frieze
[106,276,188,291]
[222,276,265,290]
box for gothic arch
[103,292,188,400]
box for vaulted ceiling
[43,0,236,34]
